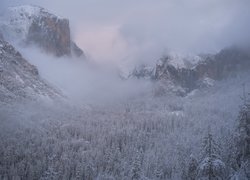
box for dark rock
[27,15,71,57]
[1,5,84,58]
[196,47,250,80]
[153,46,250,94]
[131,64,154,79]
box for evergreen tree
[40,166,58,180]
[75,162,83,180]
[154,162,164,180]
[131,150,142,180]
[236,102,250,165]
[187,155,198,180]
[232,95,250,179]
[197,128,226,180]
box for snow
[0,5,62,42]
[0,4,249,180]
[0,6,39,40]
[0,38,61,102]
[169,110,184,117]
[159,52,204,69]
[8,5,41,17]
[202,77,215,87]
[15,74,25,84]
[0,64,249,179]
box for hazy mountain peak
[1,5,53,40]
[0,5,84,57]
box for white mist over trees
[0,1,250,180]
[0,76,250,179]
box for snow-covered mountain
[129,47,250,95]
[0,36,61,103]
[0,5,84,57]
[0,4,250,180]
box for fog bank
[2,0,250,65]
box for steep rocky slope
[131,46,250,94]
[0,5,84,57]
[0,37,60,102]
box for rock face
[0,38,60,102]
[27,13,71,57]
[131,46,250,94]
[154,56,199,90]
[0,5,84,57]
[156,47,250,92]
[196,47,250,80]
[71,41,84,57]
[130,64,155,80]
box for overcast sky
[1,0,250,64]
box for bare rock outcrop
[154,47,250,92]
[0,5,84,57]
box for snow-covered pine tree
[236,102,250,165]
[40,166,58,180]
[186,154,198,180]
[197,128,226,180]
[131,149,143,180]
[232,94,250,179]
[75,162,83,180]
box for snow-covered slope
[0,5,44,41]
[157,52,204,69]
[0,37,61,103]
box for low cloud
[1,0,250,96]
[2,0,250,65]
[18,46,152,105]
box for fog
[18,46,152,105]
[1,1,250,179]
[2,0,250,65]
[2,0,250,104]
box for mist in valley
[0,0,250,179]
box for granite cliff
[0,5,84,57]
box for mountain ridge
[0,5,84,58]
[0,37,61,102]
[129,46,250,95]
